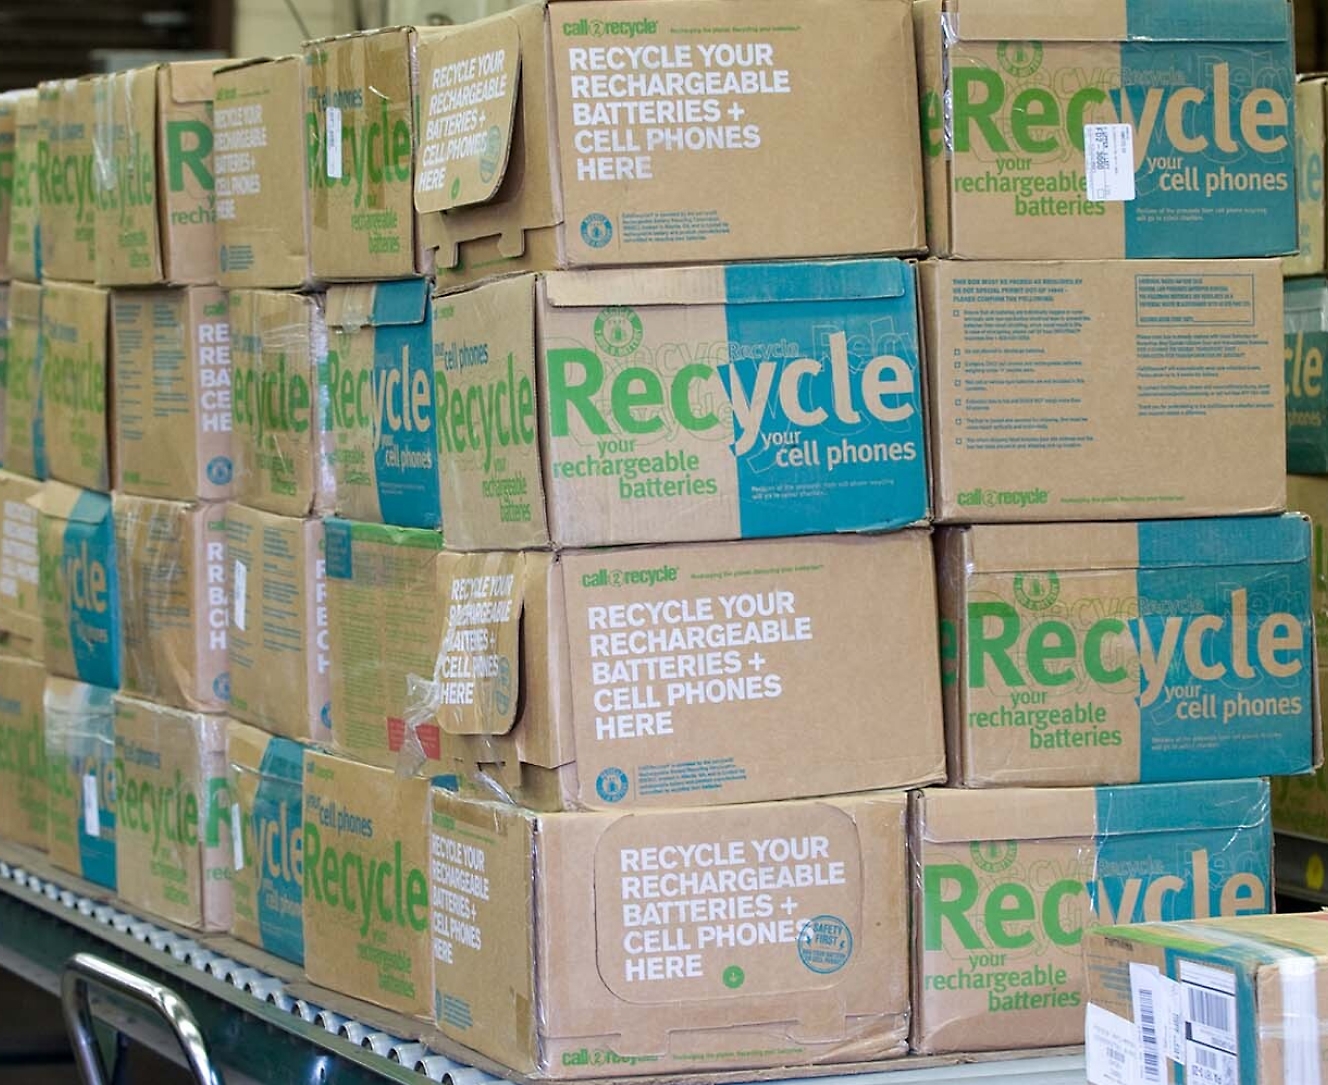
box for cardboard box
[35,483,121,689]
[915,0,1297,260]
[0,92,19,281]
[1286,78,1327,278]
[910,780,1272,1055]
[439,260,929,548]
[327,521,946,809]
[41,281,110,491]
[7,90,40,282]
[44,676,116,890]
[37,78,97,281]
[430,787,909,1076]
[415,0,925,288]
[0,285,8,456]
[0,470,43,659]
[228,720,304,965]
[93,62,222,286]
[1084,913,1328,1085]
[215,57,313,289]
[4,281,44,479]
[301,749,432,1016]
[230,289,334,516]
[0,653,46,850]
[1285,277,1328,475]
[939,515,1317,787]
[326,279,440,527]
[303,29,425,281]
[111,286,233,502]
[113,694,232,930]
[227,505,330,743]
[114,494,228,712]
[924,259,1286,523]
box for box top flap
[35,482,112,526]
[216,55,299,76]
[229,720,305,782]
[543,259,911,308]
[164,60,221,105]
[325,278,430,329]
[414,11,524,215]
[44,675,115,719]
[323,517,444,563]
[961,515,1309,574]
[1093,778,1270,839]
[946,0,1289,43]
[1094,914,1328,964]
[1285,277,1328,310]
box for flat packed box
[924,259,1286,522]
[939,515,1318,787]
[44,676,115,890]
[1285,277,1328,474]
[327,522,945,808]
[114,495,228,712]
[5,281,45,479]
[112,287,234,501]
[303,29,426,280]
[416,0,925,288]
[37,78,97,281]
[1085,914,1328,1085]
[230,289,333,517]
[227,505,330,743]
[1287,77,1328,277]
[93,62,222,286]
[431,787,909,1076]
[228,720,304,965]
[35,483,121,689]
[440,260,929,548]
[0,653,46,850]
[911,779,1272,1054]
[0,469,44,659]
[326,279,439,527]
[215,57,314,289]
[915,0,1297,259]
[42,281,110,491]
[301,749,432,1016]
[113,694,231,930]
[7,90,39,281]
[0,93,17,279]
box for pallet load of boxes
[0,0,1320,1078]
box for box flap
[414,14,523,214]
[542,259,910,309]
[1285,277,1328,314]
[325,279,430,330]
[33,482,111,526]
[948,0,1288,43]
[918,786,1098,843]
[165,60,221,105]
[1093,778,1270,837]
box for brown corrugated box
[326,521,945,809]
[415,0,925,288]
[430,786,909,1077]
[229,289,334,517]
[114,494,229,712]
[214,56,314,289]
[923,258,1286,522]
[3,281,43,478]
[113,693,232,930]
[227,504,330,743]
[7,89,39,282]
[0,652,46,850]
[1286,77,1327,278]
[44,676,116,889]
[0,469,43,660]
[0,92,21,281]
[38,77,98,281]
[93,61,223,286]
[41,280,110,492]
[111,286,234,502]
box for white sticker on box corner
[233,560,247,633]
[1086,1002,1141,1085]
[326,106,343,179]
[231,803,245,871]
[82,774,100,838]
[1084,123,1135,202]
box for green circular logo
[594,307,643,358]
[997,40,1043,77]
[971,840,1018,874]
[722,965,746,989]
[1013,571,1060,611]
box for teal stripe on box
[1125,0,1288,42]
[723,259,908,304]
[1136,514,1310,568]
[1094,778,1270,837]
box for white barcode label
[1130,962,1184,1066]
[326,107,343,179]
[231,803,245,871]
[1086,1003,1141,1085]
[1084,123,1135,202]
[233,560,247,633]
[1133,978,1162,1083]
[1186,984,1237,1053]
[82,774,100,838]
[1187,1040,1237,1085]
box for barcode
[1188,987,1232,1033]
[1137,986,1161,1083]
[1194,1047,1222,1070]
[1188,1041,1237,1085]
